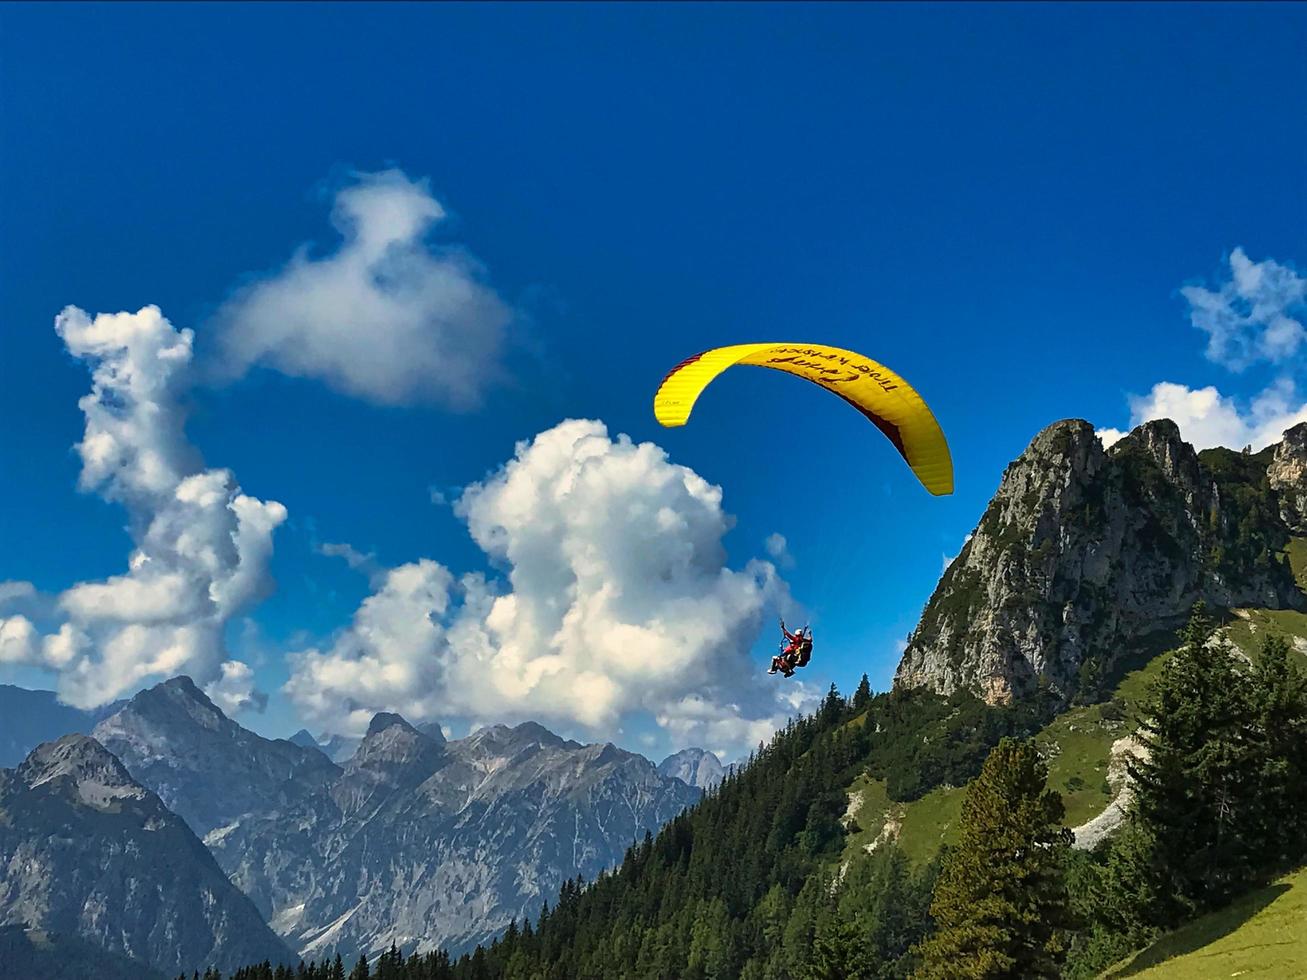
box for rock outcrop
[895,419,1307,702]
[1269,421,1307,534]
[0,735,291,975]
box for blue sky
[1,3,1304,759]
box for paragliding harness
[769,620,812,678]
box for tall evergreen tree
[1123,602,1257,923]
[807,918,867,980]
[1249,631,1307,867]
[912,738,1072,979]
[853,674,873,712]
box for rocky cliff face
[1269,421,1307,534]
[895,418,1307,703]
[91,676,340,837]
[92,680,701,960]
[0,735,291,975]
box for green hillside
[841,539,1307,873]
[1101,865,1307,978]
[840,644,1175,869]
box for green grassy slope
[1101,865,1307,978]
[840,649,1173,868]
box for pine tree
[912,737,1072,979]
[1250,631,1307,867]
[853,674,873,712]
[1123,602,1257,923]
[347,955,369,980]
[806,918,866,980]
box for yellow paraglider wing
[653,343,953,495]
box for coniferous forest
[179,603,1307,980]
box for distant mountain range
[0,676,707,963]
[101,683,700,958]
[0,659,731,968]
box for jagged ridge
[895,418,1307,702]
[86,679,701,961]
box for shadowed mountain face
[0,735,291,976]
[896,419,1307,703]
[89,681,702,960]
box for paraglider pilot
[769,619,812,677]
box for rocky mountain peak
[92,677,339,837]
[366,711,416,738]
[15,735,145,810]
[511,720,568,749]
[288,729,321,750]
[130,675,228,731]
[895,417,1307,704]
[1269,421,1307,533]
[417,721,447,744]
[658,748,728,791]
[344,712,446,792]
[1114,418,1203,490]
[0,736,292,975]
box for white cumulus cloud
[1096,428,1128,449]
[213,169,512,408]
[15,306,287,709]
[285,420,810,755]
[205,660,269,715]
[0,616,38,665]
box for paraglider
[769,619,812,678]
[652,343,953,496]
[653,342,952,678]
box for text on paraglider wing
[764,349,900,392]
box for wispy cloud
[1182,248,1305,372]
[764,532,794,568]
[318,541,384,586]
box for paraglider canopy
[653,343,953,495]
